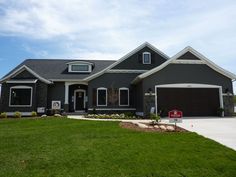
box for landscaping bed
[120,122,188,132]
[85,113,139,119]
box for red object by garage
[168,110,183,118]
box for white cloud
[0,0,236,92]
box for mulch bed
[119,122,188,133]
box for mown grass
[0,118,236,177]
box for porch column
[64,83,69,112]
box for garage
[156,84,222,117]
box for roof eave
[0,65,52,84]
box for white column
[65,83,69,104]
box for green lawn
[0,118,236,177]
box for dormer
[67,61,94,73]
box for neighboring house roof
[0,59,116,83]
[132,46,236,84]
[86,42,170,81]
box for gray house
[0,42,235,117]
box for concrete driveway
[175,118,236,151]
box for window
[71,64,89,72]
[119,88,129,106]
[69,64,92,73]
[97,88,107,106]
[9,86,32,107]
[143,52,151,64]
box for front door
[75,91,85,111]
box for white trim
[88,108,136,111]
[97,87,107,106]
[119,87,129,106]
[144,93,156,96]
[50,79,86,82]
[155,83,223,88]
[64,81,88,86]
[172,60,205,64]
[85,42,169,81]
[222,93,233,96]
[74,89,86,111]
[106,69,148,73]
[9,86,33,107]
[66,61,94,65]
[154,83,224,116]
[68,64,92,73]
[142,52,151,64]
[132,46,236,83]
[6,112,32,116]
[0,65,51,84]
[6,79,38,84]
[64,81,88,104]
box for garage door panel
[157,88,220,116]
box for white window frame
[68,64,92,73]
[142,52,151,64]
[119,87,129,106]
[9,86,33,107]
[97,87,107,106]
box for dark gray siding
[138,63,233,116]
[142,64,233,93]
[112,46,167,70]
[47,82,65,110]
[36,81,48,109]
[88,73,139,109]
[0,81,48,113]
[0,83,36,112]
[12,70,37,79]
[134,81,144,112]
[177,51,200,60]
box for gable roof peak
[132,46,236,83]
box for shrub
[150,113,160,122]
[92,107,97,114]
[14,111,22,118]
[124,112,134,118]
[31,111,37,117]
[0,112,7,118]
[217,108,224,117]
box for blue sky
[0,0,235,92]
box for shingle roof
[3,59,116,80]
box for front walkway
[67,115,152,123]
[68,115,236,151]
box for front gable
[0,65,52,84]
[133,46,236,84]
[112,46,167,70]
[11,70,37,80]
[86,42,169,81]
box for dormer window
[71,64,89,72]
[143,52,151,64]
[67,61,93,73]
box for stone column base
[64,104,69,112]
